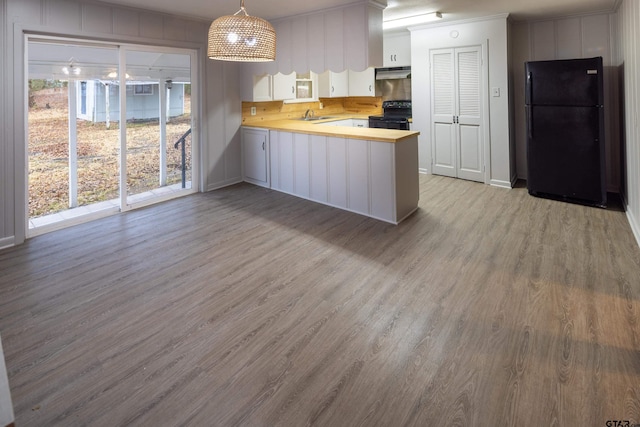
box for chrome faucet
[304,109,314,119]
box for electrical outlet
[250,106,257,115]
[319,102,324,110]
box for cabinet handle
[331,85,334,93]
[292,86,295,94]
[369,85,372,92]
[262,141,265,150]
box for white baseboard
[627,209,640,251]
[490,179,513,189]
[206,177,243,192]
[0,237,15,251]
[419,168,429,175]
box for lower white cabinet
[319,119,368,128]
[241,127,270,187]
[267,129,419,224]
[352,119,368,128]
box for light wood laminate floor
[1,175,639,426]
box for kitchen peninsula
[242,113,419,225]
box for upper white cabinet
[252,74,272,102]
[348,68,375,96]
[318,68,375,98]
[272,72,296,101]
[383,31,411,67]
[318,70,349,98]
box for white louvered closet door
[430,49,457,178]
[430,46,484,182]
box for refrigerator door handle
[526,72,532,104]
[527,106,533,139]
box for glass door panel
[124,49,193,205]
[28,40,119,223]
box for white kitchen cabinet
[241,127,270,187]
[318,70,349,98]
[272,72,296,101]
[348,68,375,96]
[320,119,352,127]
[252,74,272,102]
[383,31,411,67]
[318,118,368,128]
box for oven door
[369,117,410,130]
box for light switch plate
[492,87,500,97]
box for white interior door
[430,49,456,178]
[455,47,483,182]
[430,45,484,183]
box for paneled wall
[617,0,640,246]
[511,13,620,192]
[0,0,242,248]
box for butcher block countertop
[242,115,419,143]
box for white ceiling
[96,0,619,24]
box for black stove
[369,100,412,130]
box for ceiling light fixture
[207,0,276,62]
[383,11,442,30]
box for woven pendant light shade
[207,0,276,62]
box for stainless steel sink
[296,116,335,121]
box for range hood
[375,66,411,80]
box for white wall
[0,0,242,248]
[409,15,515,188]
[510,12,620,192]
[617,0,640,247]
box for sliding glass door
[123,48,193,206]
[27,38,197,233]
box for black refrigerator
[525,57,606,207]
